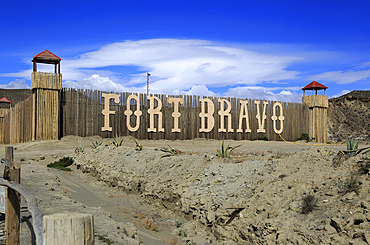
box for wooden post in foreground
[43,213,95,245]
[4,146,21,245]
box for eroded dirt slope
[328,90,370,142]
[73,141,370,244]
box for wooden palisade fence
[60,88,308,142]
[0,84,329,144]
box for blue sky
[1,0,369,102]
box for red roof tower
[0,97,11,103]
[32,50,62,74]
[302,81,328,96]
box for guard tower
[31,50,62,141]
[302,81,328,143]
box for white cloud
[63,74,142,93]
[0,79,30,89]
[309,69,370,84]
[1,69,32,79]
[180,85,218,97]
[59,39,302,93]
[331,90,351,98]
[225,87,302,102]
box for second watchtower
[31,50,62,141]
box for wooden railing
[31,72,62,90]
[0,178,43,245]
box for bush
[297,133,309,142]
[344,174,361,194]
[47,157,74,171]
[301,195,318,214]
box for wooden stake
[43,213,94,245]
[4,146,20,245]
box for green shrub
[347,137,359,157]
[216,141,241,158]
[339,137,370,157]
[75,140,85,154]
[112,135,123,147]
[95,233,114,244]
[47,157,74,171]
[297,133,309,142]
[90,140,102,149]
[134,139,142,151]
[161,145,183,158]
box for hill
[328,91,370,142]
[0,89,32,106]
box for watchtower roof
[0,97,11,103]
[32,50,62,65]
[302,81,328,90]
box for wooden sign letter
[271,102,285,134]
[168,97,184,132]
[101,93,120,131]
[124,94,142,132]
[237,100,251,133]
[199,98,214,133]
[218,99,233,132]
[255,100,268,133]
[147,96,164,132]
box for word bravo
[101,93,284,134]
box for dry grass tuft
[143,217,159,231]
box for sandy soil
[0,136,369,244]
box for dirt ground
[0,136,369,244]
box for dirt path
[51,166,181,245]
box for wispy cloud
[63,75,131,92]
[60,39,303,93]
[225,86,302,102]
[309,68,370,84]
[0,79,29,89]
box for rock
[363,232,370,244]
[324,223,338,235]
[344,192,357,200]
[330,218,342,233]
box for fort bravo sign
[101,93,285,134]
